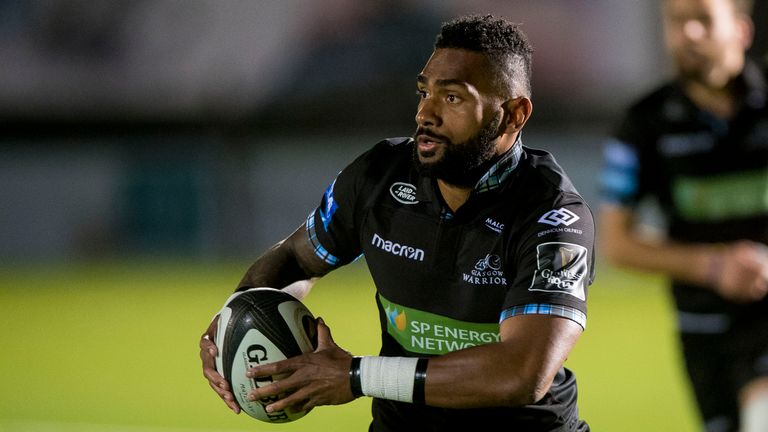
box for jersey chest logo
[390,182,418,204]
[484,217,505,234]
[371,233,425,262]
[461,254,507,286]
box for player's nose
[415,98,440,127]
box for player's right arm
[236,224,336,298]
[200,141,372,413]
[199,223,335,413]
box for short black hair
[434,14,533,98]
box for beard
[413,112,502,187]
[675,56,713,85]
[672,48,734,89]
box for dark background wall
[2,0,766,262]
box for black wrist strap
[349,356,363,398]
[413,358,428,404]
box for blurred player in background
[598,0,768,431]
[201,15,595,431]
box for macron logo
[371,233,425,262]
[538,208,580,227]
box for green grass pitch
[0,259,699,431]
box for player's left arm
[423,313,582,407]
[422,198,593,407]
[243,308,583,411]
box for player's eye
[446,94,460,104]
[416,89,428,99]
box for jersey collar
[413,134,524,203]
[741,59,766,109]
[472,135,523,194]
[412,135,525,219]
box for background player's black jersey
[307,137,595,431]
[600,60,768,315]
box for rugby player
[202,15,595,431]
[599,0,768,431]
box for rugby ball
[214,287,317,423]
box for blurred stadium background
[1,1,767,431]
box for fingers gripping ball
[214,288,318,422]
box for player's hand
[710,241,768,303]
[245,317,355,413]
[200,315,241,414]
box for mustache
[414,127,450,143]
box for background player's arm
[424,314,582,408]
[599,204,712,284]
[600,203,768,302]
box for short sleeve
[599,109,656,207]
[599,138,641,206]
[305,152,369,268]
[501,198,595,329]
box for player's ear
[736,12,754,50]
[500,97,532,134]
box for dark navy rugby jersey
[306,137,595,431]
[599,60,768,313]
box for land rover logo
[390,182,418,204]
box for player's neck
[437,179,472,212]
[684,78,738,119]
[435,135,520,212]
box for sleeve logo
[538,208,580,226]
[528,242,588,301]
[319,179,339,230]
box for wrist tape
[349,356,428,404]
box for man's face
[663,0,750,88]
[413,48,504,186]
